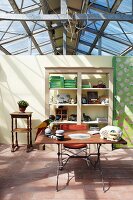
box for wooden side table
[10,112,33,152]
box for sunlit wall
[0,55,112,144]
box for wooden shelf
[49,88,77,90]
[53,120,108,124]
[53,121,77,124]
[82,88,109,90]
[49,103,77,106]
[82,104,109,106]
[12,128,31,132]
[82,121,108,124]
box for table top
[35,130,127,145]
[10,112,32,117]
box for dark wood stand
[10,112,33,152]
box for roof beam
[87,0,123,54]
[1,13,133,21]
[40,0,56,55]
[61,0,67,55]
[74,0,89,53]
[120,46,133,56]
[8,0,43,55]
[0,45,11,54]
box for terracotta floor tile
[0,144,133,200]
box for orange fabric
[64,143,87,149]
[60,124,88,131]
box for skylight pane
[80,32,96,43]
[91,48,98,55]
[118,22,133,43]
[0,0,13,12]
[126,50,133,56]
[15,0,38,9]
[87,21,103,30]
[7,21,26,35]
[91,48,112,56]
[101,51,112,56]
[2,38,28,53]
[105,21,129,41]
[117,0,132,14]
[31,48,40,55]
[26,10,46,31]
[40,43,53,53]
[102,37,128,53]
[34,32,51,44]
[78,43,90,52]
[0,21,13,40]
[89,0,115,8]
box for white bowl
[68,133,90,139]
[45,128,51,135]
[55,130,64,135]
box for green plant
[17,100,29,108]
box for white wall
[0,55,112,144]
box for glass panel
[89,0,115,8]
[40,43,53,53]
[34,32,50,44]
[80,32,96,43]
[87,21,103,30]
[30,48,40,55]
[0,0,13,12]
[2,38,28,53]
[118,22,133,43]
[117,0,132,14]
[101,51,113,56]
[78,43,90,52]
[91,47,115,56]
[15,0,39,9]
[102,37,128,53]
[26,10,47,31]
[126,50,133,56]
[7,21,26,35]
[0,21,13,40]
[105,22,130,41]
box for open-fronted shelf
[45,67,113,126]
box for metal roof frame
[0,0,133,55]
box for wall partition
[113,56,133,148]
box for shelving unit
[45,67,113,126]
[55,108,68,121]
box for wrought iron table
[35,130,127,192]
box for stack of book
[64,79,77,88]
[49,76,64,88]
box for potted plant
[17,100,29,112]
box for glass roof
[0,0,133,56]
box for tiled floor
[0,144,133,200]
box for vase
[19,107,26,113]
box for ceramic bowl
[55,130,64,135]
[56,134,64,141]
